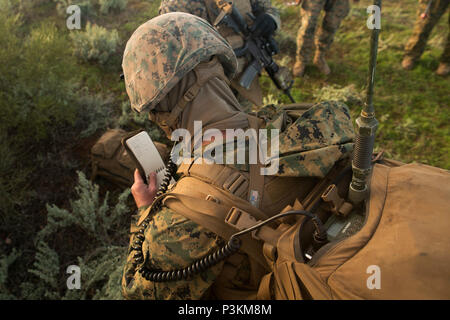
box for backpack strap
[162,176,271,270]
[178,160,250,199]
[247,114,266,208]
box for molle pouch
[91,129,136,188]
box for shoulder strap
[178,159,250,199]
[162,184,270,271]
[247,114,266,208]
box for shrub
[0,10,79,237]
[70,22,119,64]
[21,172,131,299]
[76,89,115,138]
[37,171,131,244]
[313,84,364,107]
[99,0,127,15]
[54,0,95,18]
[0,12,85,145]
[0,249,20,300]
[62,246,127,300]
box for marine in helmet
[121,12,355,300]
[158,0,281,109]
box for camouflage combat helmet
[122,12,238,113]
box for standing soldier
[159,0,281,109]
[293,0,350,77]
[402,0,449,76]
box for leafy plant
[70,22,119,64]
[22,172,131,299]
[0,249,20,300]
[54,0,95,18]
[99,0,127,15]
[313,84,364,107]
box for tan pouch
[258,162,450,299]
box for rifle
[213,1,295,103]
[420,0,433,19]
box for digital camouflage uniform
[122,102,355,300]
[404,0,450,64]
[159,0,281,109]
[296,0,350,64]
[121,13,355,300]
[159,0,281,33]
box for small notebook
[123,131,173,188]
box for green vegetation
[270,0,449,167]
[0,0,448,300]
[99,0,128,15]
[0,0,159,300]
[71,22,119,64]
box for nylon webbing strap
[247,115,265,208]
[178,161,249,199]
[162,192,269,270]
[165,83,202,128]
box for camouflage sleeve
[158,0,210,21]
[252,0,281,30]
[122,206,225,300]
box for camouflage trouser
[404,0,450,64]
[296,0,350,64]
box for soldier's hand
[250,13,277,37]
[131,169,157,209]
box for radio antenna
[348,0,381,205]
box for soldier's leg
[403,0,448,69]
[316,0,350,56]
[294,0,327,76]
[436,10,450,76]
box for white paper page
[125,131,168,188]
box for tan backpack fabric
[257,162,450,299]
[90,129,169,188]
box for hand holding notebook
[122,131,173,188]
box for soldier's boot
[293,60,306,77]
[313,52,331,75]
[436,62,450,76]
[401,56,416,70]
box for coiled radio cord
[130,157,177,271]
[133,179,326,283]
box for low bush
[21,172,130,300]
[99,0,127,15]
[70,22,119,64]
